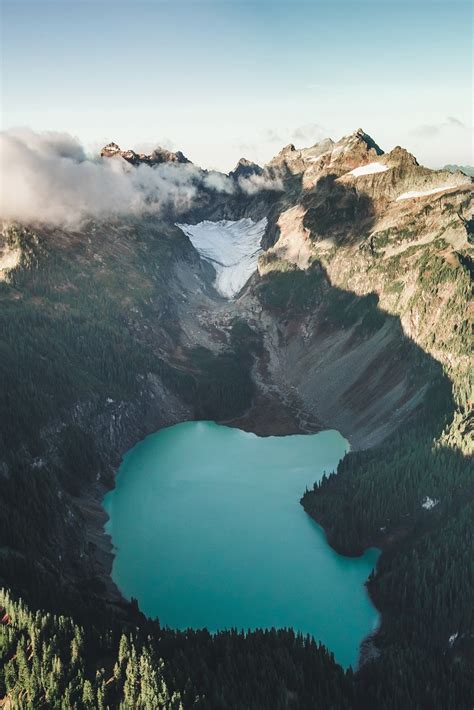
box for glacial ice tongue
[177,218,267,298]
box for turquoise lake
[103,421,380,668]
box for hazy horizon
[2,0,472,172]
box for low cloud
[290,122,327,146]
[0,129,281,229]
[238,174,283,195]
[411,116,467,139]
[202,171,235,194]
[261,128,284,144]
[260,122,328,148]
[131,138,177,154]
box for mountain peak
[100,142,122,157]
[342,128,384,155]
[281,143,297,154]
[387,145,418,167]
[235,157,257,167]
[100,143,190,166]
[228,158,263,180]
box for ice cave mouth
[177,217,267,298]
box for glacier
[177,218,267,298]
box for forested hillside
[0,590,354,709]
[0,129,473,708]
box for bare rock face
[324,128,384,171]
[265,130,385,187]
[259,125,472,264]
[267,138,334,176]
[385,146,418,168]
[228,158,263,181]
[100,142,122,157]
[100,142,190,166]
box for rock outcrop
[100,142,190,166]
[228,158,263,180]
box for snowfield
[348,162,388,177]
[396,185,459,200]
[177,218,267,298]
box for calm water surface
[104,421,379,668]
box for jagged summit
[344,128,384,156]
[265,129,384,179]
[385,145,419,167]
[100,142,121,156]
[96,131,471,208]
[328,128,384,169]
[228,158,263,180]
[100,142,190,166]
[267,144,297,165]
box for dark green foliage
[302,379,474,709]
[0,226,160,460]
[186,320,261,420]
[0,590,355,709]
[257,264,325,311]
[323,290,385,335]
[0,224,260,618]
[258,263,386,339]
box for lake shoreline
[102,421,379,669]
[77,404,384,667]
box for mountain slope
[0,129,473,708]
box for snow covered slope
[348,162,388,177]
[177,218,267,298]
[396,185,459,200]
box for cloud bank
[410,116,468,139]
[237,173,283,195]
[0,129,282,229]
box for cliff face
[258,129,473,424]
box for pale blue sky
[2,0,472,170]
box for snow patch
[177,218,267,298]
[421,496,439,510]
[396,185,459,201]
[348,162,388,177]
[448,632,458,647]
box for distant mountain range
[442,164,474,177]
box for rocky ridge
[100,141,190,166]
[228,157,264,180]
